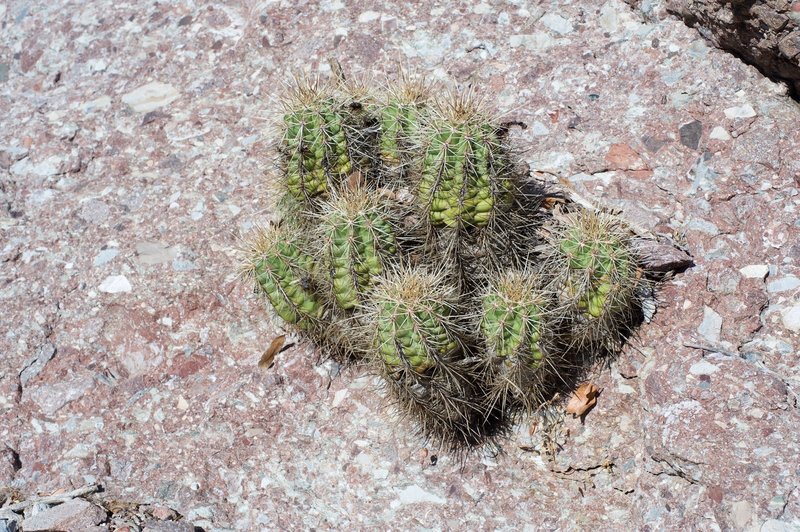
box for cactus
[417,92,513,229]
[540,208,645,351]
[318,188,399,310]
[240,71,672,454]
[478,270,557,414]
[279,79,358,202]
[377,77,431,172]
[366,267,494,449]
[241,224,325,331]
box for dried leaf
[259,335,286,368]
[565,382,600,418]
[346,169,364,190]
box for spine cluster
[240,72,659,453]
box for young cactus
[279,79,358,202]
[240,224,326,331]
[417,91,514,229]
[318,188,399,310]
[478,270,557,415]
[540,208,645,352]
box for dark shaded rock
[663,0,800,98]
[679,119,703,150]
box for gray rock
[679,120,703,150]
[143,520,195,532]
[21,499,107,532]
[19,343,56,386]
[767,276,800,293]
[697,306,723,343]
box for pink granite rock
[0,0,798,530]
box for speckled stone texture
[1,1,799,530]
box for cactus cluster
[240,71,660,452]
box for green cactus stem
[370,268,460,373]
[280,80,357,201]
[241,225,325,330]
[418,93,513,228]
[378,78,430,170]
[481,271,547,368]
[320,189,398,310]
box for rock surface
[668,0,800,97]
[1,0,799,530]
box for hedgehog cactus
[417,94,513,228]
[241,224,325,331]
[478,270,555,414]
[319,188,398,310]
[370,268,460,373]
[378,78,430,171]
[239,71,667,453]
[280,80,356,201]
[542,209,644,350]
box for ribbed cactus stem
[481,271,546,368]
[242,225,324,330]
[418,94,512,228]
[371,269,460,373]
[280,80,357,201]
[321,189,398,310]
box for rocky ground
[1,0,799,530]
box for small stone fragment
[724,104,756,119]
[679,120,703,150]
[739,264,769,279]
[122,82,180,113]
[689,360,719,375]
[709,126,731,140]
[697,306,723,343]
[781,304,800,333]
[99,275,132,293]
[135,242,178,265]
[541,13,573,34]
[767,276,800,293]
[142,520,194,532]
